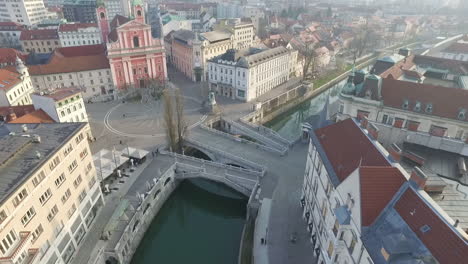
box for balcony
[24,249,38,264]
[0,232,31,263]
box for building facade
[0,22,26,49]
[207,46,296,101]
[58,23,102,47]
[0,0,48,25]
[20,29,61,54]
[98,4,167,89]
[29,46,113,100]
[0,57,34,107]
[0,122,104,264]
[62,0,97,23]
[31,88,89,124]
[437,42,468,62]
[301,118,468,263]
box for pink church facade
[97,4,167,90]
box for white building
[0,0,48,25]
[207,46,297,101]
[104,0,131,21]
[0,22,26,49]
[29,46,114,101]
[301,118,468,263]
[58,23,102,47]
[0,57,34,107]
[31,87,89,124]
[0,122,104,264]
[336,54,468,142]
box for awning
[93,148,130,180]
[121,146,149,159]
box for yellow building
[0,122,104,264]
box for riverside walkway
[187,126,316,264]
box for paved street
[83,66,316,263]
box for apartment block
[0,122,104,264]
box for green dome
[342,82,356,95]
[132,0,143,7]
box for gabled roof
[28,54,109,75]
[381,78,468,121]
[0,105,35,120]
[0,48,27,65]
[110,15,131,30]
[33,87,81,101]
[380,55,415,79]
[360,166,407,226]
[0,69,21,91]
[20,29,59,41]
[395,188,468,264]
[8,109,54,123]
[314,118,390,184]
[54,44,106,57]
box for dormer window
[402,99,409,109]
[458,109,466,120]
[425,103,433,114]
[414,101,421,112]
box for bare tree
[174,88,186,153]
[302,42,318,80]
[163,89,177,152]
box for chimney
[367,122,379,140]
[455,219,460,228]
[410,167,427,189]
[389,143,402,162]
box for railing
[237,118,293,146]
[227,120,289,153]
[199,124,285,156]
[162,149,264,177]
[183,140,267,176]
[176,171,253,196]
[0,231,31,262]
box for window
[68,160,78,173]
[333,219,340,236]
[0,210,7,224]
[349,232,357,254]
[458,109,466,120]
[237,90,245,97]
[382,114,388,124]
[32,224,44,241]
[61,189,72,204]
[47,205,58,222]
[21,207,36,226]
[49,156,61,171]
[78,189,87,202]
[133,36,139,47]
[0,230,17,254]
[73,175,83,188]
[75,133,84,144]
[63,144,73,156]
[39,188,52,205]
[425,103,433,113]
[67,203,77,218]
[32,171,46,187]
[13,189,28,207]
[55,173,66,188]
[414,101,421,112]
[79,148,88,160]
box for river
[130,179,247,264]
[265,78,347,139]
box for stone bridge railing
[237,118,293,147]
[184,139,267,176]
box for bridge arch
[183,146,216,161]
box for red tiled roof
[0,48,27,65]
[0,69,21,91]
[360,166,407,226]
[0,105,35,120]
[54,44,106,57]
[110,15,131,30]
[413,55,468,75]
[380,55,415,79]
[58,23,98,32]
[33,87,81,101]
[443,42,468,54]
[8,109,54,123]
[0,22,26,31]
[315,118,390,182]
[20,29,59,41]
[395,188,468,263]
[381,78,468,121]
[28,54,109,75]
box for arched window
[133,36,139,48]
[100,12,105,19]
[137,10,142,17]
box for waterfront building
[301,118,468,263]
[207,46,297,101]
[58,23,102,47]
[336,52,468,142]
[0,57,34,107]
[0,22,27,49]
[0,122,104,264]
[28,45,113,100]
[0,0,48,25]
[62,0,97,23]
[97,3,167,89]
[20,29,61,54]
[169,22,255,82]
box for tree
[163,88,186,153]
[302,42,318,80]
[349,21,377,64]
